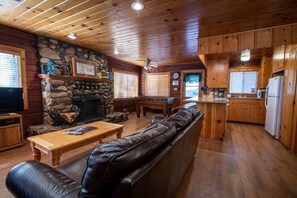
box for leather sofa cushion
[166,110,193,130]
[79,121,176,197]
[112,145,174,198]
[185,107,201,118]
[151,115,165,126]
[58,153,89,183]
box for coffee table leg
[50,151,61,168]
[30,142,41,161]
[116,128,123,139]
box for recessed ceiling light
[67,33,77,40]
[131,2,144,11]
[114,48,119,55]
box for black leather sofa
[6,108,204,198]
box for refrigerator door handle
[265,84,269,108]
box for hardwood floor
[1,113,297,198]
[176,122,297,198]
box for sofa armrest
[151,116,165,126]
[6,160,81,198]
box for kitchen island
[184,97,229,140]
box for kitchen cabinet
[227,99,265,124]
[272,45,285,72]
[280,45,297,150]
[207,59,228,88]
[260,55,273,88]
[0,114,23,151]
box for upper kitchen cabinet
[207,59,229,88]
[260,55,273,88]
[272,45,285,73]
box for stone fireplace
[41,77,113,125]
[73,96,105,123]
[36,36,114,126]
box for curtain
[183,73,201,83]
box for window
[185,82,199,97]
[114,71,138,98]
[0,45,27,109]
[184,73,200,98]
[229,71,258,94]
[145,73,169,96]
[0,52,22,88]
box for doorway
[180,70,205,105]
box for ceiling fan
[143,58,158,73]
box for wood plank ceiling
[0,0,296,66]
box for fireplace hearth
[73,96,106,123]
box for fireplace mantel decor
[38,74,112,83]
[72,58,97,78]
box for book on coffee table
[65,126,97,135]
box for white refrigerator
[265,76,284,139]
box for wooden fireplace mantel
[38,74,112,83]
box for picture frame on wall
[72,58,97,77]
[172,80,179,86]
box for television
[0,87,24,114]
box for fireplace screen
[73,96,106,123]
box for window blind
[230,71,258,93]
[0,52,22,88]
[145,73,169,96]
[114,72,138,98]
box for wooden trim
[145,72,170,97]
[0,44,28,110]
[112,68,139,75]
[198,55,208,68]
[228,67,261,95]
[37,74,112,82]
[180,70,205,105]
[199,22,297,39]
[113,98,136,101]
[0,49,20,56]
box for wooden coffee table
[27,121,124,167]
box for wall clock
[173,72,179,79]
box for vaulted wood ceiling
[0,0,296,66]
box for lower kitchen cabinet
[227,99,266,124]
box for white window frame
[229,70,258,94]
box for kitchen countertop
[184,97,229,104]
[227,97,265,100]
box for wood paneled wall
[108,57,141,112]
[141,63,206,107]
[198,23,297,55]
[0,26,43,134]
[280,45,297,151]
